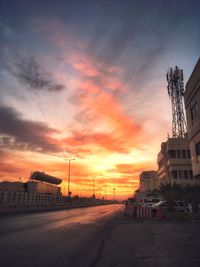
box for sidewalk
[94,213,200,267]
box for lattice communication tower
[166,66,186,138]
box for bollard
[143,206,145,218]
[139,206,142,218]
[140,206,142,218]
[157,207,162,219]
[148,207,152,219]
[136,205,139,218]
[145,207,148,218]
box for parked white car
[142,203,155,208]
[151,201,167,210]
[151,200,185,212]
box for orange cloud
[115,163,156,175]
[73,61,100,77]
[63,132,130,153]
[0,19,161,200]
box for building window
[187,150,191,159]
[177,150,181,158]
[195,142,200,157]
[184,170,188,180]
[182,150,186,159]
[168,150,176,159]
[172,170,178,179]
[194,174,200,180]
[189,170,193,179]
[191,103,197,122]
[178,170,183,180]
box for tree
[183,184,200,212]
[158,183,200,212]
[158,183,184,211]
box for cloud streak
[1,0,200,197]
[9,56,66,92]
[0,105,61,153]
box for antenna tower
[166,66,186,138]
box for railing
[125,205,153,219]
[0,190,115,211]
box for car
[174,201,185,212]
[142,203,155,208]
[151,201,167,210]
[152,200,185,212]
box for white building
[139,171,159,192]
[184,58,200,181]
[157,137,196,185]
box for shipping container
[30,171,62,185]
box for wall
[0,190,116,214]
[184,58,200,179]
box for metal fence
[0,190,113,209]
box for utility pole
[66,158,75,197]
[104,184,107,200]
[113,187,116,201]
[92,176,95,198]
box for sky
[0,0,199,199]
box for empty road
[1,205,200,267]
[0,204,122,267]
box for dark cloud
[9,56,65,92]
[0,105,61,153]
[81,0,200,87]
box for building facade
[157,137,196,185]
[139,171,159,192]
[184,58,200,181]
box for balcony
[167,158,191,166]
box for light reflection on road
[0,204,122,232]
[0,204,123,267]
[49,204,122,229]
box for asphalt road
[1,205,200,267]
[0,204,122,267]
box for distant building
[139,171,159,192]
[26,181,61,195]
[0,182,25,192]
[0,180,61,195]
[184,58,200,181]
[157,137,196,185]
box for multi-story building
[157,137,195,185]
[139,171,159,192]
[184,58,200,181]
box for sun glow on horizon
[1,0,199,199]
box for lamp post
[67,158,75,197]
[113,187,116,201]
[104,184,107,200]
[93,176,95,198]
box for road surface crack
[89,222,116,267]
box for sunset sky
[0,0,199,199]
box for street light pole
[93,176,95,197]
[67,158,75,197]
[113,187,116,201]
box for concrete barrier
[124,205,152,219]
[0,190,117,215]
